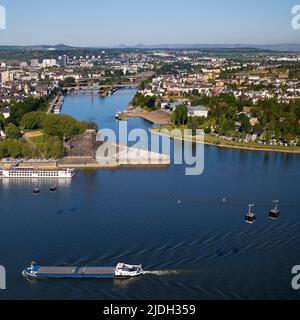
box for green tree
[0,114,5,128]
[139,81,146,90]
[146,97,157,110]
[239,114,252,134]
[5,124,20,139]
[10,97,50,125]
[219,117,235,134]
[188,117,200,136]
[253,123,263,135]
[265,130,272,142]
[173,105,188,126]
[76,121,98,132]
[0,141,7,158]
[62,77,76,87]
[21,112,47,130]
[42,114,88,139]
[22,143,35,158]
[6,140,23,158]
[42,136,64,158]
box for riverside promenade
[0,143,170,170]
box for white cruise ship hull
[0,168,75,179]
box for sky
[0,0,299,46]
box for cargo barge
[22,262,144,279]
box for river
[1,89,300,300]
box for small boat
[22,261,144,280]
[115,112,122,120]
[50,185,57,192]
[269,200,280,220]
[245,204,256,224]
[33,187,41,195]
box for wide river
[1,89,300,300]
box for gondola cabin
[269,200,280,220]
[245,204,256,224]
[245,213,256,224]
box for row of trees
[8,96,52,126]
[169,93,300,142]
[157,62,192,75]
[0,112,95,159]
[21,112,96,139]
[191,93,300,141]
[1,96,97,158]
[3,111,97,142]
[0,136,64,159]
[0,140,32,159]
[131,93,159,111]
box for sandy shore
[127,110,170,125]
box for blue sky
[0,0,299,46]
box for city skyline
[0,0,299,46]
[1,0,300,310]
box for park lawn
[30,136,44,144]
[27,131,44,145]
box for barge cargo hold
[22,262,144,279]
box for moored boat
[0,168,75,179]
[33,187,41,195]
[50,185,57,192]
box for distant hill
[29,44,73,50]
[1,43,300,52]
[0,44,76,51]
[109,43,300,52]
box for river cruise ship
[0,168,75,179]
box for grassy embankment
[151,125,300,154]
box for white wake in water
[144,270,180,276]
